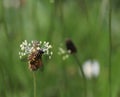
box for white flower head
[82,60,100,79]
[92,61,100,77]
[58,46,70,60]
[19,40,53,59]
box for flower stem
[73,54,87,97]
[108,0,112,97]
[61,61,68,97]
[33,72,37,97]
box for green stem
[59,0,66,39]
[33,72,37,97]
[58,0,68,96]
[61,61,68,97]
[1,0,9,38]
[78,0,89,22]
[32,0,40,36]
[73,54,87,97]
[92,78,97,97]
[46,2,55,42]
[108,0,112,97]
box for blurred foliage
[0,0,120,97]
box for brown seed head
[28,49,44,71]
[29,59,43,71]
[65,39,77,54]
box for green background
[0,0,120,97]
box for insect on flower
[28,49,44,71]
[19,40,53,71]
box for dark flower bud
[65,39,77,54]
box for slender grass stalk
[73,54,87,97]
[108,0,112,97]
[58,0,69,96]
[1,0,9,38]
[61,61,68,97]
[33,72,37,97]
[59,0,66,39]
[46,2,55,42]
[92,78,97,97]
[32,0,40,36]
[78,0,89,22]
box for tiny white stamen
[19,40,52,59]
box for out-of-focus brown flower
[65,39,77,54]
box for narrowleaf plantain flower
[65,39,86,78]
[65,39,77,54]
[58,39,77,60]
[82,60,100,79]
[58,39,87,97]
[19,40,53,71]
